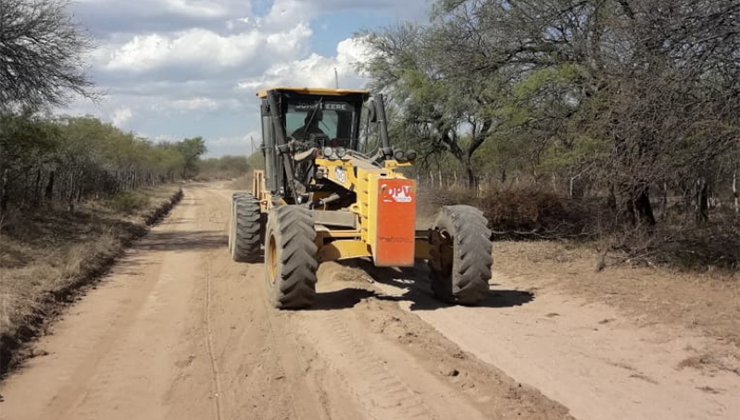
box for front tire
[264,206,318,309]
[428,205,493,305]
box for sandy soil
[0,183,737,420]
[367,266,740,420]
[0,183,568,420]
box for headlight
[394,149,406,161]
[406,149,417,161]
[335,147,347,158]
[322,146,334,158]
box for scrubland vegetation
[364,0,739,271]
[0,0,203,373]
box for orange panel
[374,178,416,267]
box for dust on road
[0,183,569,420]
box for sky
[65,0,432,157]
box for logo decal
[381,184,413,203]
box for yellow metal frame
[315,156,408,252]
[254,158,431,265]
[314,230,433,263]
[256,87,370,98]
[310,156,430,264]
[251,170,271,212]
[252,86,431,266]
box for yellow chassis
[252,157,434,264]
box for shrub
[109,191,149,214]
[420,185,609,240]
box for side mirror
[365,99,378,123]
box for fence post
[733,170,738,214]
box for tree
[0,0,95,109]
[364,0,740,227]
[363,24,506,187]
[0,113,206,214]
[176,137,207,178]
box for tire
[229,193,262,262]
[228,192,246,254]
[264,206,318,309]
[428,205,493,305]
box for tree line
[0,112,207,213]
[363,0,740,226]
[0,0,210,216]
[197,155,251,179]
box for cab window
[285,99,357,146]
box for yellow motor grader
[228,87,493,309]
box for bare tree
[0,0,95,109]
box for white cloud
[170,97,219,112]
[111,107,133,126]
[165,0,229,18]
[205,131,262,157]
[100,24,312,73]
[259,0,428,28]
[237,37,372,92]
[65,0,432,156]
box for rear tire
[264,206,318,309]
[228,192,246,254]
[428,205,493,305]
[229,193,262,262]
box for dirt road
[0,184,566,420]
[0,183,737,420]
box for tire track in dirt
[203,256,224,420]
[316,311,432,419]
[296,263,572,420]
[198,187,345,420]
[57,199,201,420]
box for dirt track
[0,183,737,420]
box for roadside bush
[481,186,608,239]
[420,185,610,240]
[110,191,149,214]
[607,208,740,271]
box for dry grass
[0,184,182,375]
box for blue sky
[65,0,431,156]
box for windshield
[285,99,360,148]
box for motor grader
[228,87,493,309]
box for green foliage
[109,191,149,214]
[0,111,208,212]
[364,0,739,229]
[246,151,266,171]
[176,137,208,178]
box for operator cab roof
[256,87,370,99]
